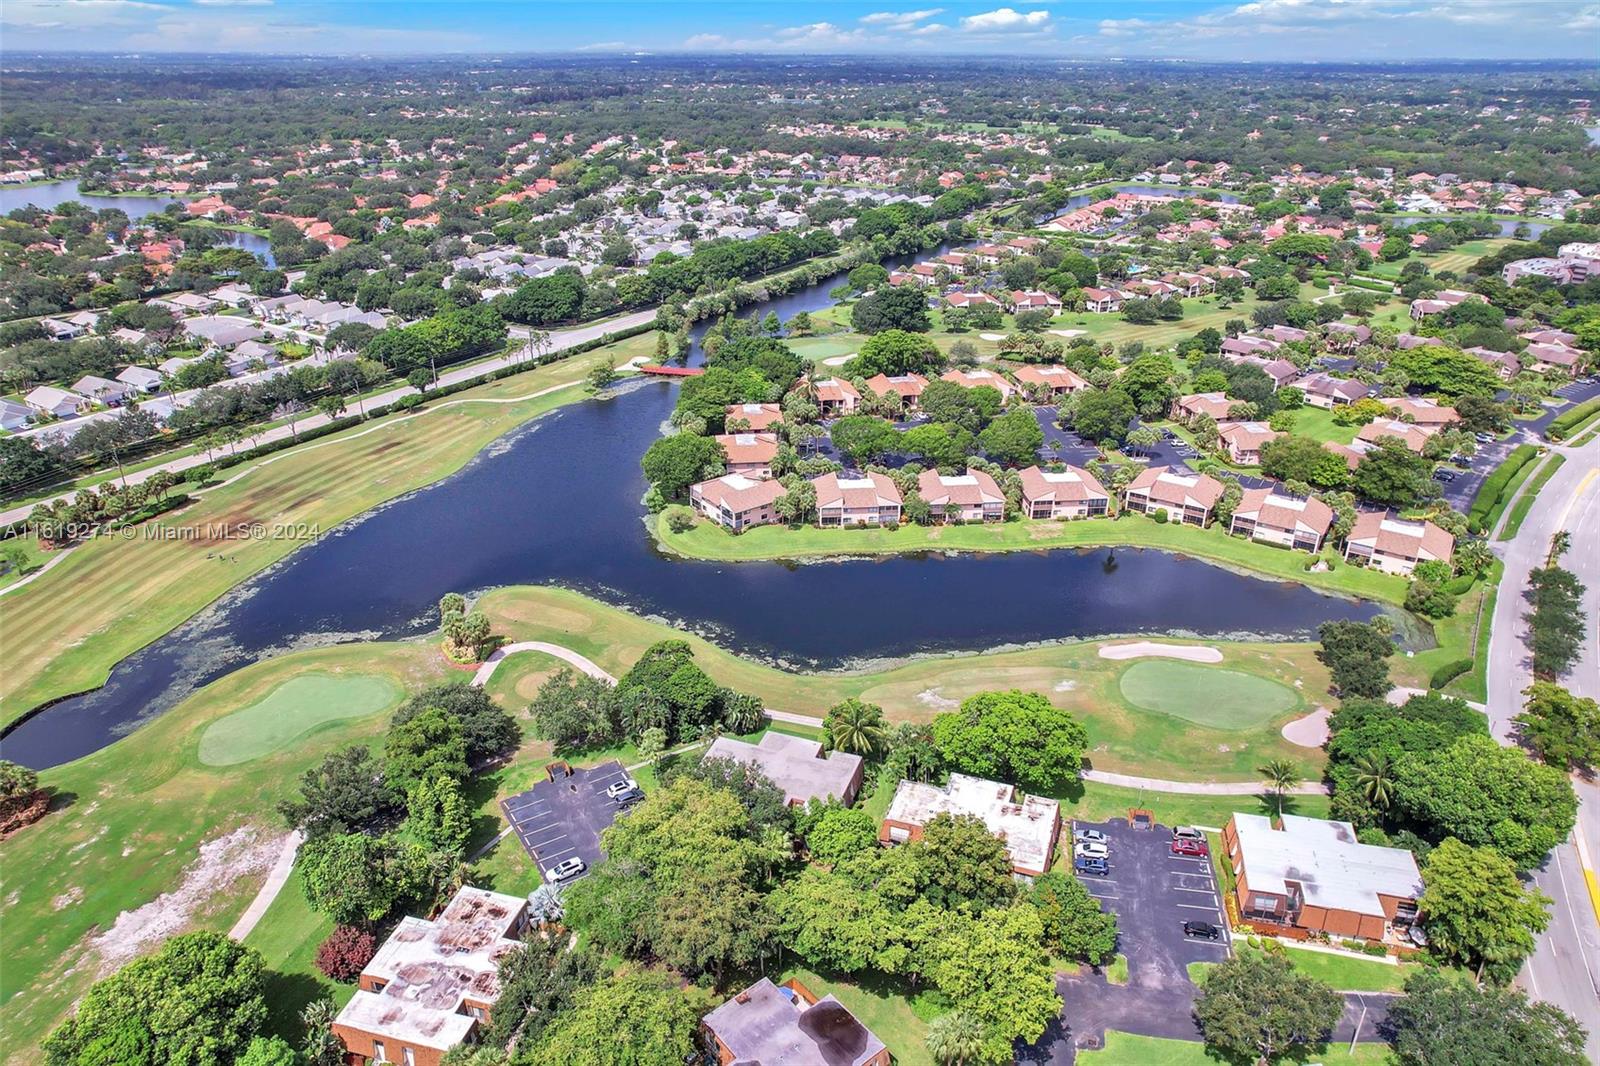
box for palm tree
[825,699,889,758]
[926,1010,985,1066]
[1353,752,1395,811]
[1257,759,1302,819]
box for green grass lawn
[1282,406,1359,445]
[1078,1031,1391,1066]
[1276,945,1406,992]
[1118,661,1297,729]
[1106,954,1130,984]
[0,536,49,592]
[787,336,861,363]
[196,673,404,766]
[1498,454,1567,541]
[655,509,1409,607]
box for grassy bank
[1498,454,1567,541]
[654,510,1408,606]
[0,344,632,730]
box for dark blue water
[0,234,1378,770]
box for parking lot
[499,759,633,885]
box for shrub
[1546,398,1600,442]
[315,925,377,981]
[1362,941,1391,956]
[1429,658,1473,690]
[1152,509,1169,524]
[664,506,696,534]
[1466,443,1536,532]
[1443,573,1475,595]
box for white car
[545,857,586,883]
[605,778,639,800]
[1074,841,1109,860]
[1073,828,1109,845]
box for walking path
[228,829,302,942]
[0,309,656,527]
[0,544,78,598]
[471,641,616,688]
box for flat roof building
[880,772,1060,876]
[703,977,889,1066]
[703,732,865,807]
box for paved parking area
[500,759,632,885]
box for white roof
[1233,813,1422,918]
[1156,471,1198,487]
[1378,517,1427,539]
[1039,470,1084,484]
[885,772,1059,874]
[836,476,876,490]
[715,473,761,491]
[939,474,978,486]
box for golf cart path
[229,829,303,942]
[472,641,617,687]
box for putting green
[1117,660,1296,730]
[198,673,405,766]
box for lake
[0,238,1379,770]
[1390,215,1551,239]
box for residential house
[724,402,783,431]
[881,773,1060,877]
[703,733,865,806]
[864,372,928,412]
[1464,346,1522,379]
[1323,322,1372,349]
[1357,418,1435,454]
[1386,397,1459,428]
[0,399,33,431]
[1082,287,1123,313]
[1009,289,1062,311]
[715,432,780,479]
[1296,373,1368,409]
[24,386,85,418]
[1122,466,1225,527]
[944,291,1001,310]
[1172,392,1237,423]
[813,378,861,417]
[813,471,903,527]
[1260,324,1310,344]
[1223,813,1422,943]
[940,368,1015,400]
[1217,421,1282,465]
[690,474,788,532]
[702,978,889,1066]
[1342,511,1454,575]
[1395,333,1444,350]
[1011,364,1087,397]
[917,468,1004,523]
[70,375,133,405]
[331,886,529,1066]
[1525,343,1583,374]
[1018,465,1110,519]
[40,317,86,341]
[1229,490,1334,552]
[183,315,265,349]
[111,327,149,348]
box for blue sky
[1,0,1597,60]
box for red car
[1171,837,1209,857]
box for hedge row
[1429,659,1473,690]
[1546,397,1600,442]
[1465,443,1537,534]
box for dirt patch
[915,688,959,711]
[88,825,286,974]
[53,887,83,910]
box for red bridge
[638,364,705,377]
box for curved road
[1485,431,1600,1055]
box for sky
[1,0,1597,61]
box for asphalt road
[1484,429,1600,1056]
[0,308,658,527]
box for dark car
[1183,920,1222,940]
[611,786,644,806]
[1076,856,1110,876]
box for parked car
[1075,856,1110,876]
[605,778,640,799]
[1171,837,1209,857]
[1183,920,1222,940]
[1172,826,1205,842]
[1073,828,1109,845]
[545,857,586,883]
[611,785,644,806]
[1074,840,1110,859]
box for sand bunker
[1281,707,1331,748]
[979,332,1007,341]
[821,353,858,366]
[1098,641,1224,663]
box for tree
[1256,759,1302,817]
[1387,969,1588,1066]
[830,415,899,466]
[1353,437,1436,507]
[929,904,1060,1062]
[925,1010,987,1066]
[641,433,724,498]
[391,680,518,765]
[1116,353,1177,419]
[856,328,941,377]
[1526,565,1588,680]
[1516,682,1600,770]
[314,925,377,981]
[299,998,344,1066]
[823,698,890,757]
[1395,734,1577,870]
[530,668,621,750]
[1192,949,1343,1066]
[502,271,585,325]
[43,932,267,1066]
[912,813,1018,911]
[1316,619,1394,699]
[483,934,597,1048]
[1028,871,1118,964]
[1420,838,1553,982]
[852,284,932,334]
[978,409,1045,466]
[932,690,1088,793]
[1071,388,1135,444]
[803,804,880,864]
[1258,434,1351,488]
[278,744,398,839]
[386,707,468,794]
[1353,751,1397,811]
[524,970,708,1066]
[235,1036,298,1066]
[902,421,978,467]
[297,831,427,926]
[404,775,472,855]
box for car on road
[1172,826,1205,842]
[1075,856,1110,876]
[1183,920,1223,940]
[1171,837,1209,857]
[1074,840,1110,859]
[605,778,640,800]
[1073,828,1109,845]
[545,857,586,883]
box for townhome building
[812,377,861,417]
[1342,511,1454,575]
[940,367,1015,400]
[881,773,1060,877]
[715,432,780,479]
[1122,467,1225,527]
[1171,391,1237,423]
[813,471,903,527]
[690,474,788,532]
[1228,490,1334,552]
[724,402,783,431]
[864,372,928,412]
[917,468,1005,523]
[1011,364,1088,397]
[1217,420,1282,465]
[1017,465,1110,519]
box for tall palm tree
[925,1010,985,1066]
[1257,759,1302,819]
[826,699,888,758]
[1353,752,1395,811]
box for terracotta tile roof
[1234,489,1333,536]
[917,468,1004,507]
[1126,466,1225,509]
[1012,365,1087,391]
[940,368,1014,397]
[693,473,787,512]
[813,471,903,510]
[1174,392,1236,421]
[1018,465,1108,504]
[1347,511,1454,561]
[864,372,928,398]
[715,432,779,466]
[724,402,783,429]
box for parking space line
[1171,885,1216,894]
[1176,902,1220,911]
[533,846,577,862]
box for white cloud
[960,7,1051,32]
[192,0,274,7]
[1097,17,1151,38]
[860,8,943,28]
[909,21,948,35]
